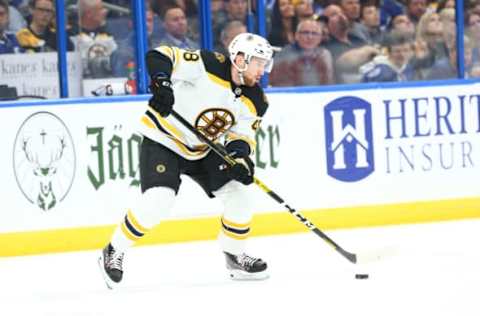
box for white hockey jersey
[139,46,269,160]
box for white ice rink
[1,219,479,316]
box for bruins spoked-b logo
[195,108,235,141]
[13,112,76,211]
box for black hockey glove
[149,73,174,117]
[225,140,254,185]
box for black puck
[355,274,369,279]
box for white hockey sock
[110,209,147,252]
[218,221,250,255]
[214,182,254,255]
[110,186,176,252]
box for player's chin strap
[231,57,249,86]
[237,71,245,86]
[169,109,359,265]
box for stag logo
[13,112,76,211]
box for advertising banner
[0,52,82,99]
[1,82,479,236]
[265,84,480,208]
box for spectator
[406,0,427,25]
[469,1,480,16]
[111,8,156,78]
[361,31,416,82]
[416,11,445,55]
[315,14,329,42]
[269,18,334,86]
[339,0,370,44]
[416,11,443,41]
[323,4,380,83]
[313,0,328,15]
[72,0,118,78]
[294,0,315,21]
[224,0,248,23]
[466,11,480,65]
[359,2,385,45]
[9,0,29,16]
[158,4,198,49]
[439,8,455,30]
[471,63,480,77]
[172,0,199,42]
[8,4,26,32]
[0,0,22,53]
[213,0,249,48]
[413,11,446,78]
[379,0,404,28]
[216,20,246,56]
[211,0,225,13]
[389,13,415,37]
[211,0,228,46]
[435,0,455,13]
[439,8,456,52]
[323,4,363,57]
[16,0,74,53]
[426,36,473,80]
[152,0,197,19]
[268,0,297,47]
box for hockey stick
[170,110,359,264]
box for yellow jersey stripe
[146,106,184,140]
[157,46,174,61]
[205,72,256,116]
[172,47,180,71]
[151,110,184,140]
[145,108,209,157]
[141,115,155,129]
[172,138,209,157]
[240,95,257,116]
[207,73,231,89]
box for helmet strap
[231,54,249,86]
[238,70,245,85]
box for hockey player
[99,33,274,288]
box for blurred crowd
[1,0,479,88]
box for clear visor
[249,55,274,73]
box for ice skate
[224,252,269,280]
[98,243,124,289]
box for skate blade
[228,269,269,281]
[97,256,117,290]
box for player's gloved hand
[149,73,174,117]
[225,141,254,185]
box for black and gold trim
[225,132,256,152]
[200,50,268,118]
[201,50,230,82]
[240,88,269,117]
[121,210,149,242]
[141,108,209,157]
[221,217,251,240]
[156,46,180,70]
[145,109,170,135]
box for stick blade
[355,245,398,264]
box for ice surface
[1,219,479,316]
